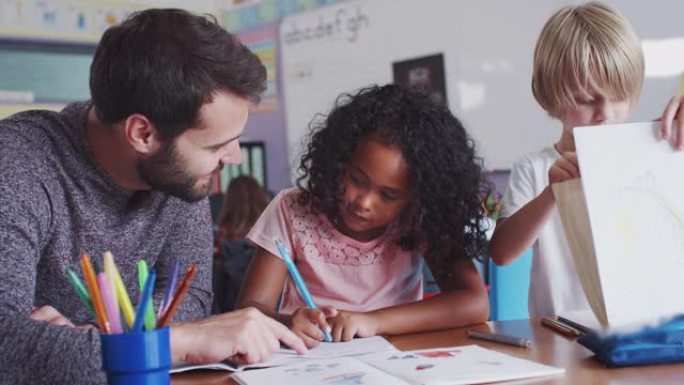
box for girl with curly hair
[237,84,491,347]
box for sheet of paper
[233,357,409,385]
[183,344,564,384]
[553,179,608,326]
[574,122,684,328]
[359,345,564,385]
[170,336,398,373]
[273,335,398,358]
[171,361,239,373]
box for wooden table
[171,318,684,384]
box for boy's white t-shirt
[500,147,592,319]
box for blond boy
[489,2,683,319]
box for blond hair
[532,1,644,117]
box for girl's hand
[659,95,684,150]
[548,151,580,185]
[328,310,380,342]
[289,306,337,348]
[30,306,94,330]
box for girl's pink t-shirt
[247,188,424,314]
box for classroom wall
[240,88,292,193]
[277,0,684,175]
[4,1,682,196]
[0,0,339,193]
[0,0,509,194]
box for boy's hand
[289,306,337,348]
[659,95,684,150]
[328,310,380,342]
[548,152,580,185]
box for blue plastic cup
[100,327,171,385]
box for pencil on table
[467,329,532,348]
[557,316,592,335]
[541,317,581,337]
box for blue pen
[132,269,157,332]
[275,239,333,342]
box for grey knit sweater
[0,102,213,384]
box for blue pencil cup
[100,327,171,385]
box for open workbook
[170,336,398,373]
[232,345,564,385]
[553,122,684,329]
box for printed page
[232,357,410,385]
[574,122,684,328]
[359,345,564,385]
[273,335,398,359]
[171,336,397,373]
[170,361,239,373]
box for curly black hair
[296,84,491,279]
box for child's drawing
[323,371,367,385]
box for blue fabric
[488,249,532,321]
[578,315,684,367]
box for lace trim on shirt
[284,194,398,265]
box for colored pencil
[66,269,94,313]
[131,270,157,332]
[158,259,180,319]
[557,316,592,335]
[276,239,332,342]
[542,317,581,337]
[98,272,122,333]
[156,265,197,328]
[467,329,532,348]
[103,251,135,328]
[137,261,157,331]
[80,253,111,334]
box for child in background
[237,84,490,347]
[217,175,270,240]
[489,1,683,319]
[213,175,270,313]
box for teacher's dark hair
[90,8,266,141]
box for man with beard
[0,8,304,385]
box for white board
[279,0,684,171]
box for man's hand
[171,307,306,366]
[30,305,94,330]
